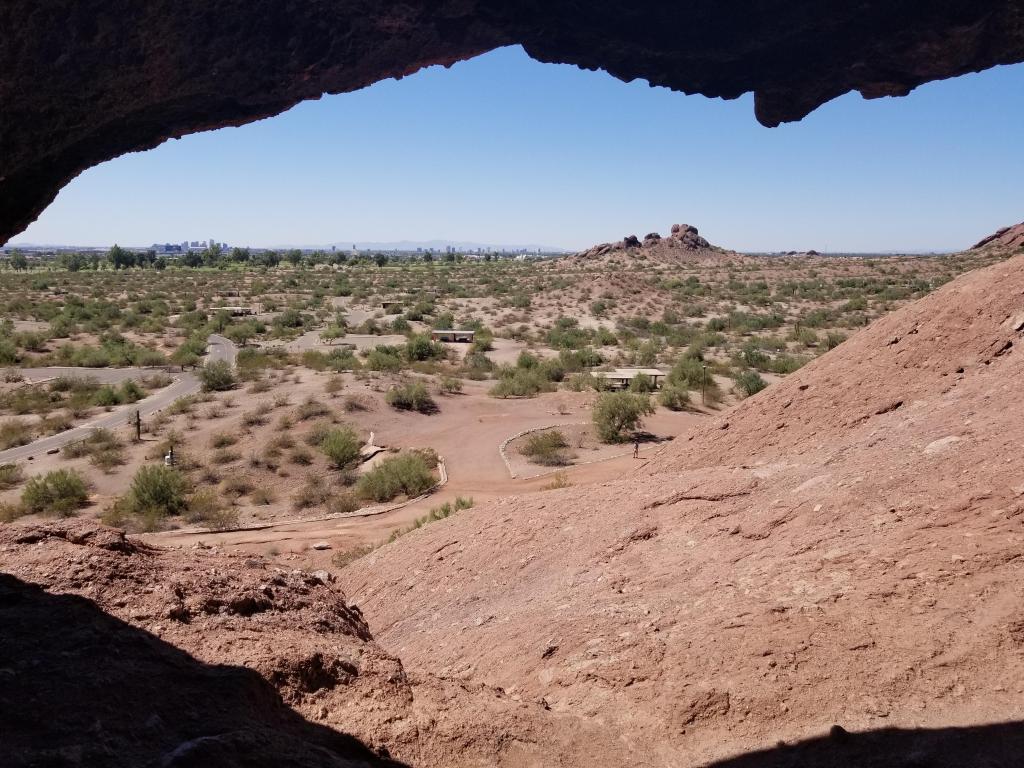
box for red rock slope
[343,251,1024,766]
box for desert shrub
[519,430,571,466]
[0,501,27,522]
[21,469,89,516]
[825,331,847,350]
[198,359,236,392]
[250,487,276,505]
[319,426,362,469]
[628,372,656,393]
[222,476,255,497]
[386,381,436,413]
[657,385,690,411]
[296,397,330,421]
[489,368,549,398]
[293,475,331,510]
[385,495,474,543]
[327,490,360,516]
[241,409,267,427]
[93,385,121,407]
[324,376,345,395]
[120,380,144,403]
[356,453,435,502]
[289,447,314,465]
[592,392,655,443]
[211,448,241,465]
[184,488,239,530]
[0,419,32,450]
[127,465,189,518]
[0,463,26,490]
[209,432,238,449]
[438,375,463,394]
[366,346,403,372]
[90,446,126,472]
[734,369,768,398]
[332,543,376,568]
[541,471,572,490]
[404,333,446,362]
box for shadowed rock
[4,1,1024,242]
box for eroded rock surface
[4,1,1024,242]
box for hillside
[972,221,1024,252]
[341,249,1024,765]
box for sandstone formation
[972,221,1024,251]
[573,222,734,264]
[4,2,1024,243]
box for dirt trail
[145,386,705,561]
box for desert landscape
[4,4,1024,766]
[2,222,1024,766]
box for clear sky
[12,46,1024,253]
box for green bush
[319,426,362,469]
[0,419,32,450]
[21,469,89,516]
[489,368,549,398]
[404,333,446,362]
[592,392,655,443]
[356,453,436,502]
[657,385,690,411]
[0,463,26,490]
[628,372,656,393]
[198,359,236,392]
[519,430,572,466]
[386,381,436,413]
[734,370,768,398]
[127,464,189,517]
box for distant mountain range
[318,239,569,253]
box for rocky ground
[3,237,1024,766]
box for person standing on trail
[633,438,640,459]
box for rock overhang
[2,0,1023,243]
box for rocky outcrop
[4,2,1024,243]
[972,221,1024,251]
[573,222,730,263]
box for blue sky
[13,46,1024,252]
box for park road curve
[0,334,237,464]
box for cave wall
[2,1,1023,244]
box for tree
[592,392,655,443]
[58,251,85,271]
[286,249,303,266]
[9,250,28,270]
[108,244,135,270]
[374,253,389,267]
[202,243,224,267]
[198,359,236,391]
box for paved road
[0,335,237,464]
